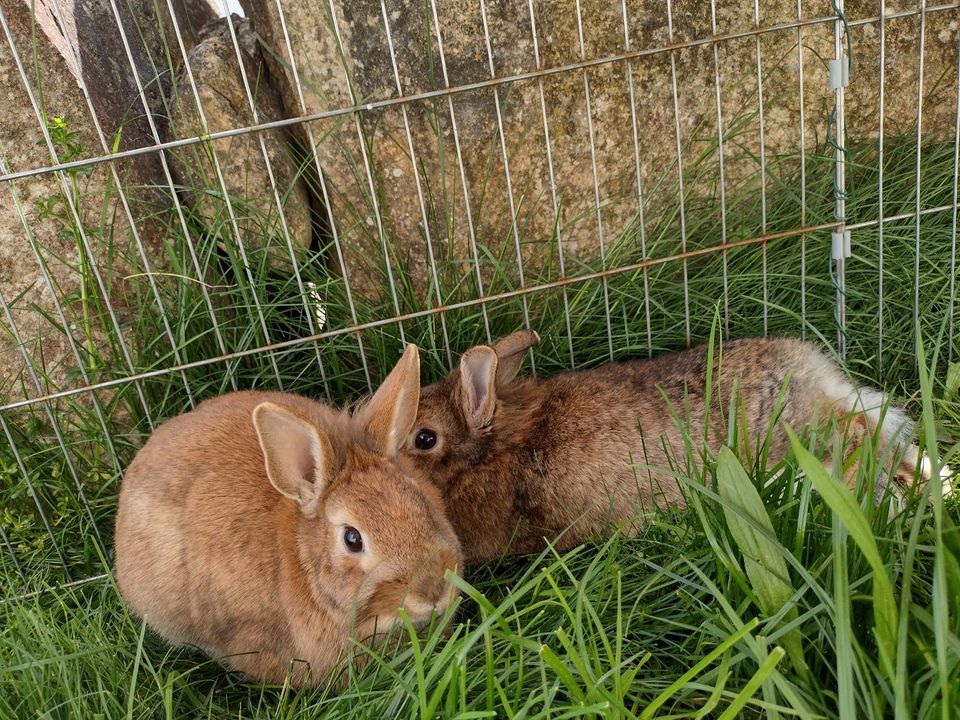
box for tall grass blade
[716,646,786,720]
[716,446,808,679]
[915,332,952,717]
[638,616,759,720]
[785,427,898,684]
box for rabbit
[397,330,955,564]
[114,345,463,687]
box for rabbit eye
[343,526,363,553]
[414,429,438,451]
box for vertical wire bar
[154,0,283,389]
[528,0,575,368]
[379,0,452,368]
[213,3,332,395]
[0,5,157,429]
[0,522,24,581]
[46,0,196,407]
[710,0,730,336]
[753,0,769,336]
[797,0,807,337]
[81,0,237,395]
[666,0,692,346]
[140,0,238,392]
[949,44,960,366]
[877,4,886,372]
[478,0,536,374]
[428,0,493,344]
[622,0,653,356]
[268,0,373,390]
[0,154,124,476]
[59,0,234,396]
[574,0,615,360]
[147,0,285,388]
[832,0,847,359]
[0,412,71,580]
[913,1,928,355]
[325,0,407,347]
[48,0,195,408]
[0,289,105,552]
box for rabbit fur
[114,345,463,686]
[398,331,954,564]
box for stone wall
[240,0,959,302]
[0,1,313,404]
[168,16,314,266]
[0,0,220,400]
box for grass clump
[2,401,958,717]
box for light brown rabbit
[398,331,954,564]
[114,345,463,686]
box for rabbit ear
[359,344,421,457]
[460,346,498,428]
[253,402,334,509]
[493,329,540,386]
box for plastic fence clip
[829,57,850,89]
[832,230,852,259]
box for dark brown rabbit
[398,331,953,564]
[114,345,463,686]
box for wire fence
[1,0,959,598]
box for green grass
[1,400,959,718]
[2,87,960,717]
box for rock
[0,0,217,404]
[240,0,960,303]
[168,15,314,267]
[17,0,220,182]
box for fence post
[830,1,851,359]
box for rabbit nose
[403,576,452,620]
[403,593,443,622]
[417,577,448,608]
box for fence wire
[1,0,959,598]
